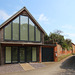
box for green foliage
[44,30,72,51]
[44,34,49,42]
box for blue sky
[0,0,75,43]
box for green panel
[12,47,18,63]
[5,23,11,40]
[32,47,36,61]
[13,17,19,40]
[20,16,28,40]
[29,19,34,41]
[20,48,25,62]
[6,47,11,63]
[36,27,40,41]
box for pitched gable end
[0,7,46,34]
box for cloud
[61,32,75,43]
[0,10,10,20]
[66,33,75,37]
[38,14,48,22]
[62,24,75,29]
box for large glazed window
[32,47,37,61]
[5,47,11,63]
[26,47,32,62]
[13,17,19,40]
[12,47,18,63]
[5,23,11,40]
[20,48,25,62]
[20,16,28,40]
[4,15,41,42]
[29,19,34,41]
[36,27,41,41]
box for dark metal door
[42,47,54,62]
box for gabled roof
[0,7,46,34]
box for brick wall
[72,43,75,53]
[57,44,72,57]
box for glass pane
[32,47,36,61]
[36,27,40,41]
[5,23,11,39]
[20,48,25,62]
[13,17,19,40]
[29,19,34,41]
[20,16,28,40]
[26,47,31,62]
[12,47,18,63]
[6,47,11,63]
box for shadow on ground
[60,55,75,70]
[56,56,75,75]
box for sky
[0,0,75,43]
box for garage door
[42,47,54,62]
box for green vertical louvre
[32,47,36,61]
[20,16,28,40]
[13,17,19,40]
[6,47,11,63]
[29,19,34,41]
[36,27,40,41]
[5,23,11,40]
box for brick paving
[0,64,25,74]
[29,63,45,69]
[0,63,46,74]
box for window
[5,47,11,63]
[36,27,40,41]
[13,17,19,40]
[5,23,11,40]
[20,48,25,62]
[32,47,36,61]
[4,15,41,42]
[20,16,28,40]
[26,47,32,62]
[29,19,34,41]
[12,47,18,63]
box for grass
[58,54,72,62]
[72,53,75,55]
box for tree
[44,30,72,50]
[44,34,49,42]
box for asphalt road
[57,55,75,75]
[1,55,75,75]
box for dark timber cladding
[0,7,46,65]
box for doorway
[42,47,54,62]
[5,46,37,63]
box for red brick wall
[72,43,75,53]
[57,44,72,57]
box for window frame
[4,46,38,64]
[3,15,42,43]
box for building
[0,7,57,65]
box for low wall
[57,44,72,57]
[72,43,75,54]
